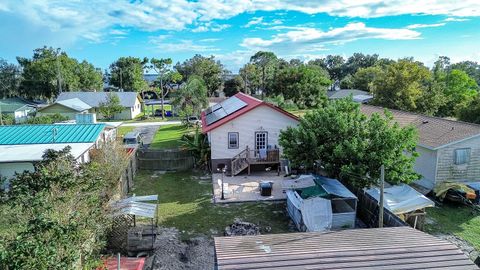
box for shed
[286,175,357,231]
[214,227,478,270]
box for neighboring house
[0,124,106,180]
[361,105,480,191]
[327,89,373,103]
[201,93,299,175]
[56,92,143,120]
[37,98,91,120]
[0,97,40,123]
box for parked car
[186,116,201,126]
[123,131,143,148]
[154,109,163,117]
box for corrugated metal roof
[215,227,478,270]
[53,98,91,111]
[0,143,94,162]
[0,124,105,145]
[56,92,140,108]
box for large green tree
[436,69,478,117]
[147,58,174,118]
[175,55,225,96]
[223,75,245,97]
[279,99,419,188]
[109,56,148,92]
[250,51,278,98]
[239,63,260,95]
[458,95,480,124]
[17,47,103,99]
[272,64,331,108]
[450,61,480,86]
[0,58,20,98]
[370,59,444,115]
[98,93,124,120]
[172,75,208,119]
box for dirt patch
[143,227,214,270]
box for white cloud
[444,17,470,22]
[192,22,230,32]
[244,17,264,27]
[149,36,220,52]
[407,23,446,29]
[241,23,421,53]
[200,38,221,42]
[1,0,478,45]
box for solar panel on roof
[223,97,247,114]
[204,96,248,126]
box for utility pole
[56,54,62,94]
[119,68,123,90]
[0,103,3,125]
[379,164,385,228]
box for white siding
[0,162,35,179]
[209,105,298,159]
[413,146,438,189]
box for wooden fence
[137,149,194,171]
[118,149,138,196]
[350,186,408,228]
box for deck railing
[247,148,280,164]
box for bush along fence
[119,149,138,195]
[137,149,194,171]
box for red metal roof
[201,92,299,133]
[102,257,145,270]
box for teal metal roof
[0,124,105,145]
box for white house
[201,93,299,175]
[361,105,480,191]
[56,92,143,120]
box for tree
[172,75,208,120]
[370,59,444,115]
[279,99,419,188]
[174,55,225,96]
[148,58,173,119]
[109,56,148,92]
[339,74,354,89]
[239,63,260,94]
[0,58,20,98]
[250,51,277,98]
[98,93,124,120]
[17,46,103,99]
[436,69,479,117]
[344,53,379,76]
[180,126,210,170]
[352,66,382,91]
[310,55,345,86]
[458,95,480,124]
[272,64,331,108]
[76,60,103,91]
[450,61,480,86]
[223,75,244,97]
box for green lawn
[131,170,291,239]
[425,204,480,250]
[117,126,135,137]
[149,124,192,149]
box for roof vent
[51,127,58,143]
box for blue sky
[1,1,479,72]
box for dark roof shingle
[361,105,480,149]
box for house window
[228,132,239,149]
[454,148,471,165]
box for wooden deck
[231,147,280,176]
[214,227,478,270]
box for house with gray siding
[361,105,480,191]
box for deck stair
[230,146,280,176]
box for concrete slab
[212,172,287,203]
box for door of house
[255,131,268,151]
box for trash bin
[260,181,273,196]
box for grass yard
[149,124,192,149]
[117,126,135,137]
[425,204,480,250]
[131,170,291,239]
